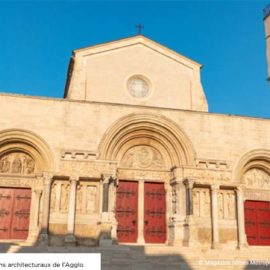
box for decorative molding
[61,150,97,161]
[195,159,231,170]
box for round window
[127,76,150,98]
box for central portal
[116,180,166,244]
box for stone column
[236,185,247,249]
[100,173,117,246]
[137,180,145,244]
[210,184,220,249]
[64,176,78,245]
[38,172,52,245]
[184,178,195,215]
[183,178,195,247]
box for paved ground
[0,243,270,270]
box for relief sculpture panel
[60,183,70,212]
[76,182,98,214]
[192,188,210,218]
[0,152,35,175]
[120,146,165,170]
[217,190,235,220]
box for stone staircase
[0,243,270,270]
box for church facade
[0,35,270,249]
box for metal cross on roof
[136,23,144,35]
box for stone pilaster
[210,184,220,249]
[168,167,187,246]
[236,185,247,249]
[28,189,42,243]
[64,176,78,246]
[38,172,53,245]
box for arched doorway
[235,150,270,246]
[99,113,195,244]
[0,129,54,241]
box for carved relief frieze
[192,188,210,218]
[0,152,35,175]
[120,146,165,170]
[117,168,170,181]
[244,190,270,201]
[218,190,236,220]
[243,168,270,189]
[59,160,117,177]
[0,177,41,188]
[183,167,231,183]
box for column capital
[183,178,195,189]
[69,175,79,183]
[42,172,54,185]
[102,173,118,186]
[235,184,245,193]
[171,166,183,181]
[34,189,43,196]
[210,184,219,191]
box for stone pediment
[64,35,208,112]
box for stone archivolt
[99,113,196,168]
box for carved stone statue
[86,186,96,213]
[12,155,22,173]
[76,185,84,212]
[0,156,10,173]
[24,157,35,174]
[60,184,69,212]
[50,183,57,211]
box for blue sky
[0,1,269,118]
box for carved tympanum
[0,153,35,175]
[121,146,165,170]
[244,168,270,189]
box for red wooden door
[257,201,270,245]
[244,200,270,246]
[116,181,138,243]
[0,189,13,239]
[11,189,31,239]
[144,182,166,243]
[0,188,31,240]
[244,200,258,245]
